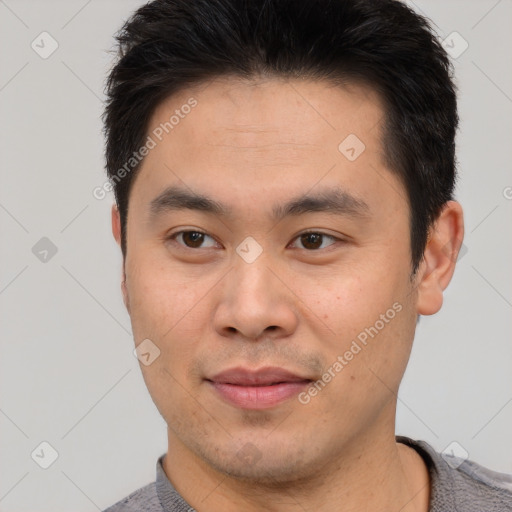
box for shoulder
[450,456,512,509]
[102,482,163,512]
[397,436,512,511]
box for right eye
[167,230,219,249]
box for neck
[163,428,430,512]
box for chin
[197,439,318,486]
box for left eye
[289,232,338,250]
[170,230,218,249]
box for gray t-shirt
[103,436,512,511]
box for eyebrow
[148,185,370,222]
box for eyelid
[295,230,339,239]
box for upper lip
[207,367,312,386]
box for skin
[111,76,464,511]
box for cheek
[298,267,402,338]
[127,255,195,331]
[299,265,414,382]
[126,261,211,418]
[125,256,215,371]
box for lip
[208,366,311,386]
[206,367,312,410]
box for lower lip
[208,381,310,409]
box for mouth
[205,367,313,410]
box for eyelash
[167,230,342,251]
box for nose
[213,255,299,341]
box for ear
[111,203,122,247]
[111,204,130,313]
[416,200,464,316]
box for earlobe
[416,200,464,316]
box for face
[116,77,424,483]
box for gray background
[0,0,511,510]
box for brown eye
[170,231,217,249]
[301,233,323,250]
[182,231,204,248]
[291,232,338,250]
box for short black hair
[103,0,458,273]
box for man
[102,0,512,510]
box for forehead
[151,75,384,151]
[129,76,402,219]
